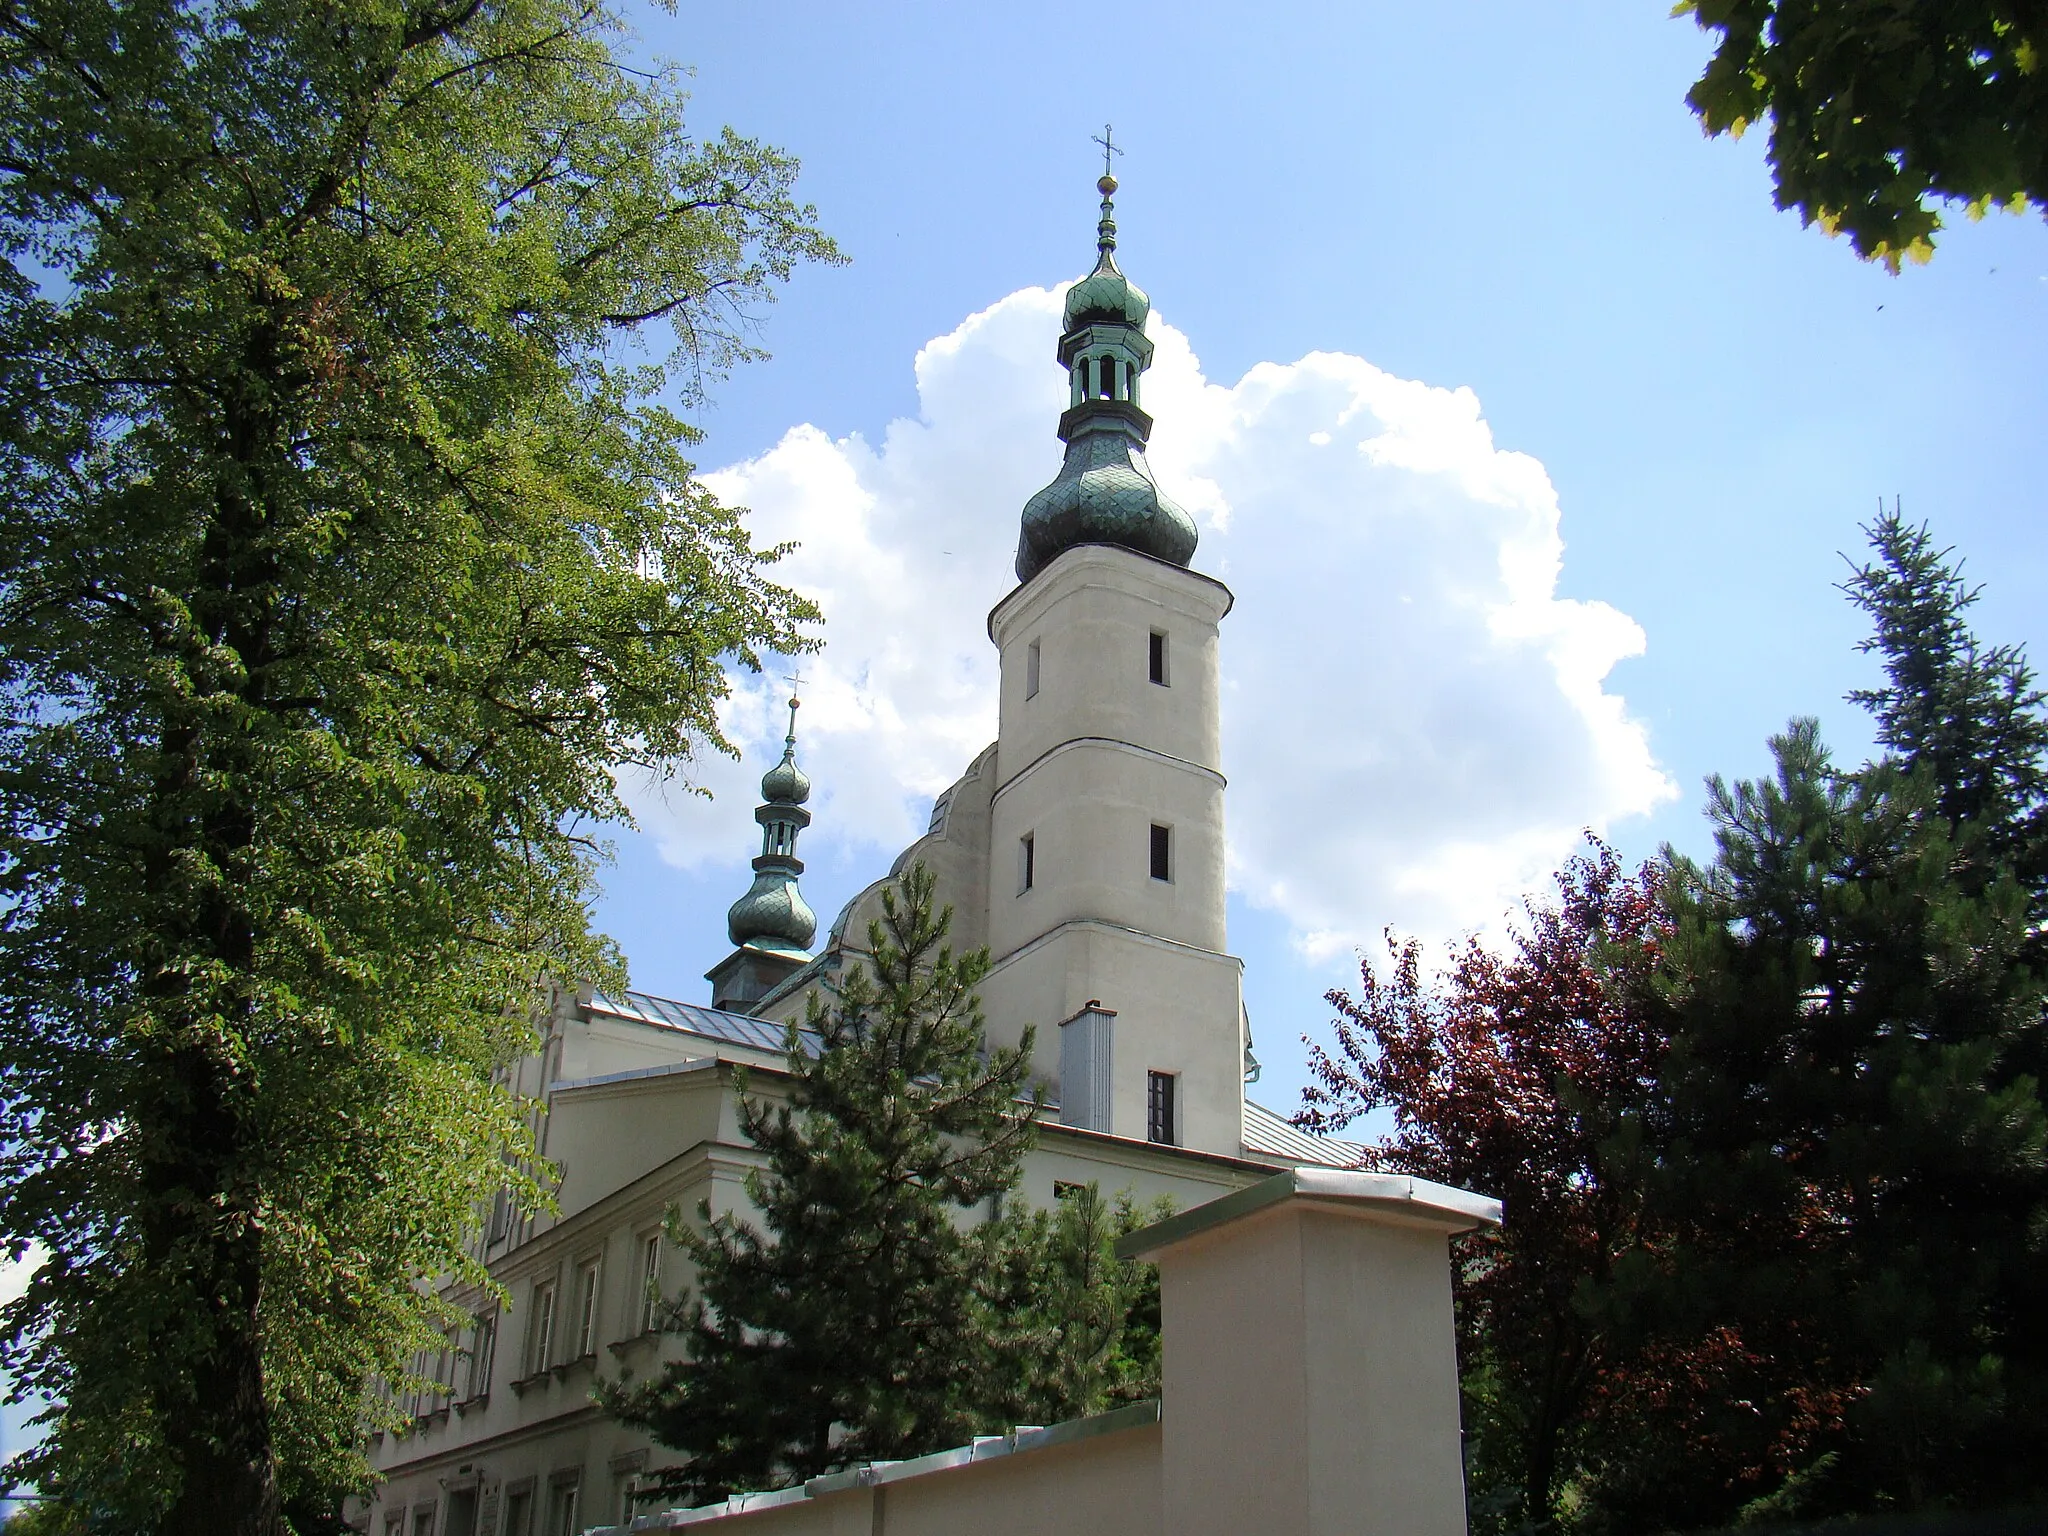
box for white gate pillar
[1119,1168,1500,1536]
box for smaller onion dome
[760,747,810,805]
[1062,173,1150,330]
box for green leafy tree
[1298,840,1672,1535]
[0,0,837,1528]
[604,866,1043,1506]
[1587,518,2048,1526]
[1679,1,2048,268]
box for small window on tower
[1100,355,1115,397]
[1019,832,1035,894]
[1147,1071,1178,1145]
[1149,629,1168,686]
[1025,638,1041,699]
[1150,823,1172,883]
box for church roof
[593,988,820,1057]
[1241,1100,1366,1168]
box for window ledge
[454,1393,490,1417]
[508,1372,549,1397]
[551,1353,596,1381]
[607,1331,662,1360]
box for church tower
[975,163,1244,1157]
[705,695,818,1013]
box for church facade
[357,171,1355,1536]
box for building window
[545,1478,580,1536]
[1025,637,1040,699]
[638,1232,663,1336]
[574,1258,601,1358]
[1150,823,1172,882]
[467,1311,496,1401]
[502,1489,533,1536]
[1019,832,1035,893]
[527,1280,556,1376]
[411,1509,435,1536]
[1147,1071,1178,1145]
[1053,1180,1086,1201]
[1149,629,1169,685]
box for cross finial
[782,670,804,744]
[1092,124,1122,181]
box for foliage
[980,1182,1174,1428]
[1299,839,1671,1534]
[1678,1,2048,268]
[1593,516,2048,1525]
[604,866,1044,1506]
[0,0,837,1528]
[1304,516,2048,1529]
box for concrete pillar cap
[1115,1166,1502,1261]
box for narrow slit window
[1147,1071,1178,1145]
[1148,629,1168,685]
[1019,832,1035,893]
[1079,357,1093,397]
[1101,355,1116,396]
[1025,638,1041,699]
[1150,823,1172,882]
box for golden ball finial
[788,696,801,711]
[1097,173,1118,196]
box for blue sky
[589,0,2048,1116]
[8,0,2048,1492]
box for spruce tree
[1588,519,2048,1525]
[605,866,1041,1504]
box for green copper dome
[760,745,810,806]
[1062,256,1148,330]
[725,877,816,956]
[724,697,817,954]
[1016,169,1196,584]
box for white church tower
[745,161,1250,1159]
[972,165,1245,1157]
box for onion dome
[724,696,817,955]
[1016,160,1198,584]
[759,742,811,806]
[1063,178,1151,331]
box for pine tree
[981,1182,1173,1429]
[605,866,1041,1505]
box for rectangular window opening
[467,1312,496,1401]
[528,1281,557,1377]
[1025,638,1041,699]
[1150,823,1172,882]
[638,1233,663,1336]
[1147,1071,1178,1146]
[1019,832,1035,893]
[1148,629,1168,686]
[574,1259,601,1358]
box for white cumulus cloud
[626,288,1672,956]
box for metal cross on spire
[782,670,804,742]
[1092,123,1122,181]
